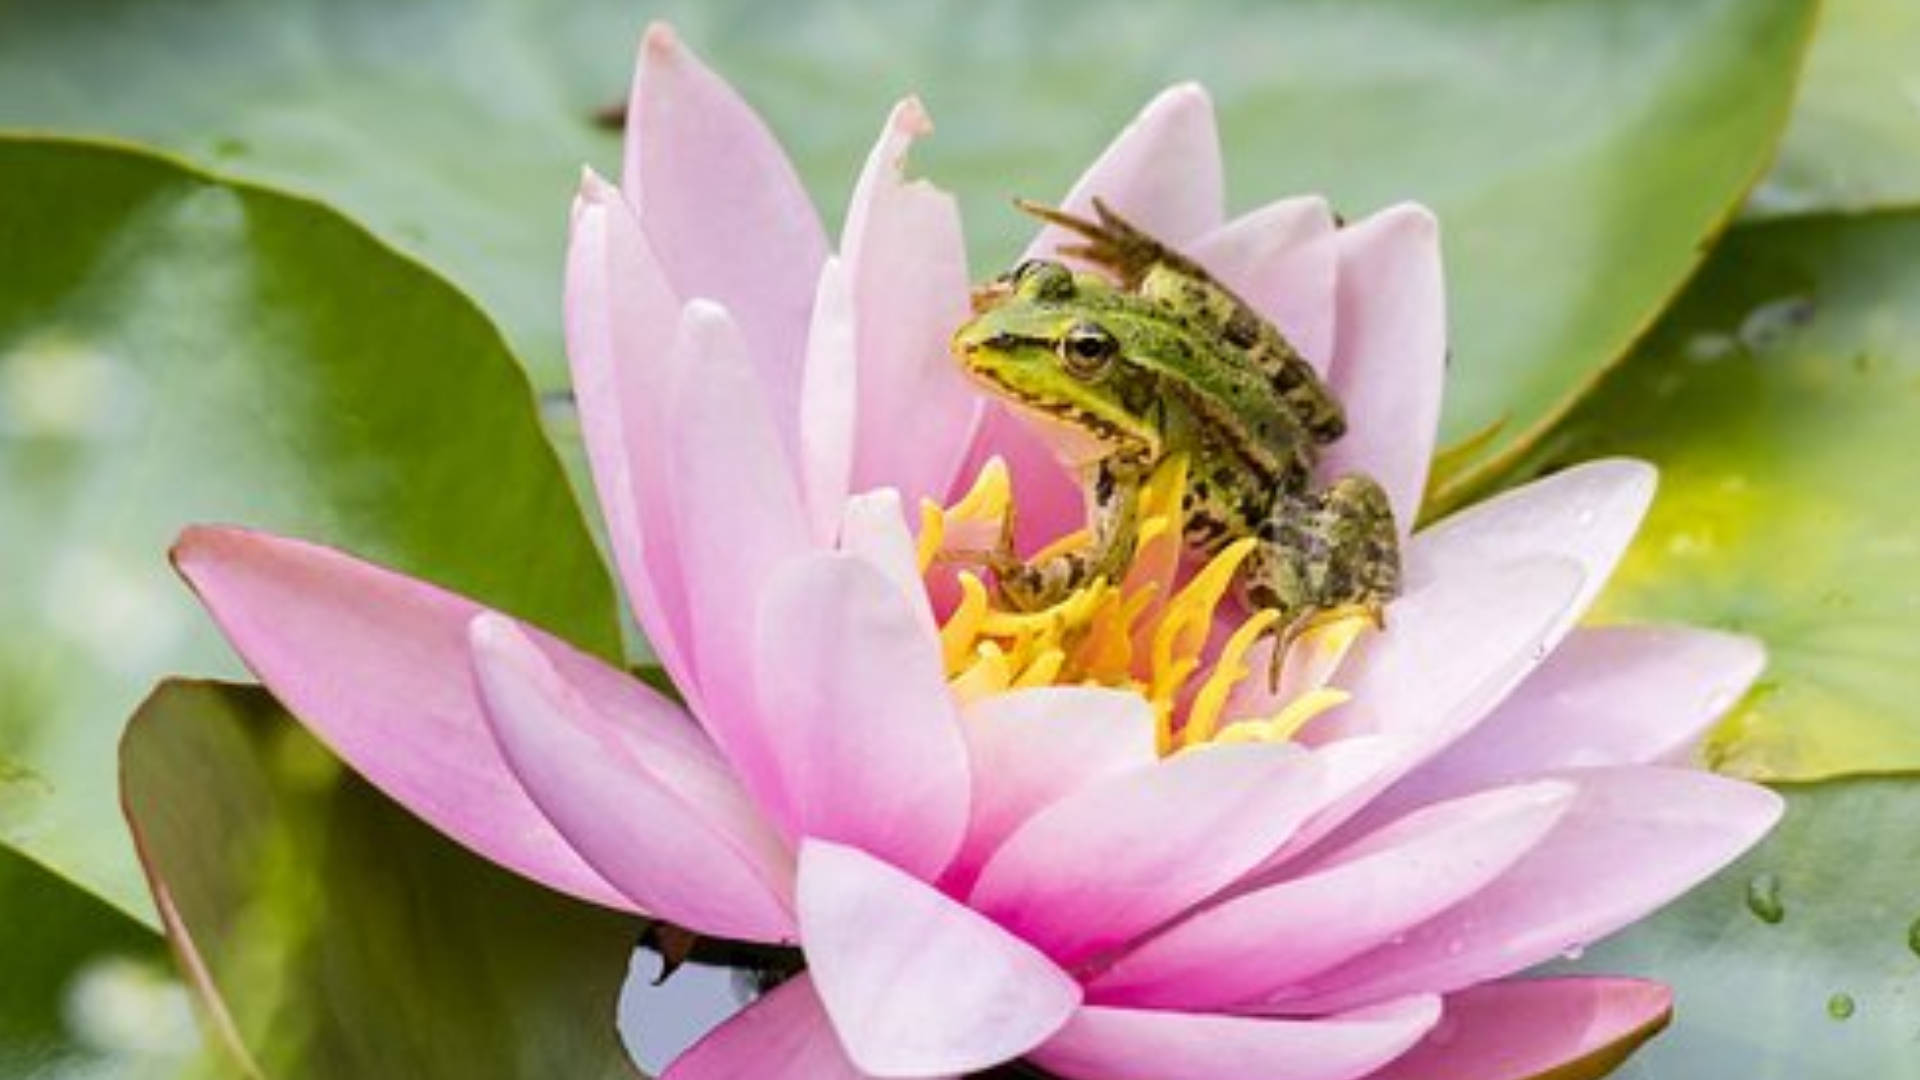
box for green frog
[951,198,1400,638]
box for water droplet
[1559,943,1586,961]
[1827,992,1855,1021]
[1738,295,1816,352]
[1907,914,1920,959]
[1746,872,1785,925]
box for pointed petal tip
[891,94,934,137]
[642,20,682,59]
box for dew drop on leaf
[1745,871,1785,924]
[1826,992,1856,1021]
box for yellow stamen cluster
[919,457,1366,754]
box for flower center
[916,457,1368,754]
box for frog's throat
[918,456,1371,755]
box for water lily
[166,22,1780,1080]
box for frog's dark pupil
[1060,322,1118,378]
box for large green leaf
[121,680,642,1078]
[0,0,1817,478]
[1509,210,1920,780]
[1751,0,1920,217]
[1559,779,1920,1077]
[0,849,192,1078]
[0,137,618,921]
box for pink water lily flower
[164,23,1780,1080]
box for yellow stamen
[916,454,1372,756]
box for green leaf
[1751,0,1920,217]
[1507,210,1920,781]
[1559,779,1920,1077]
[0,849,193,1077]
[0,0,1818,471]
[0,137,618,921]
[121,680,643,1079]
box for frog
[949,197,1401,641]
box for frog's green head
[951,260,1161,467]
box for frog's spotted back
[951,199,1401,639]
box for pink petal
[841,98,981,508]
[1366,625,1766,821]
[1409,459,1656,629]
[1317,204,1445,535]
[943,687,1158,894]
[1028,995,1441,1080]
[957,412,1086,553]
[1091,781,1574,1010]
[665,300,811,783]
[565,172,696,691]
[623,24,827,442]
[1278,557,1586,859]
[1189,196,1340,373]
[663,974,880,1080]
[837,489,937,638]
[798,840,1080,1077]
[469,614,794,942]
[799,256,858,541]
[1029,83,1224,258]
[968,742,1328,966]
[171,526,628,909]
[1273,766,1782,1013]
[752,554,970,882]
[1366,978,1672,1080]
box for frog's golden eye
[1059,321,1119,378]
[1012,259,1076,302]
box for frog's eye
[1058,321,1119,378]
[1012,259,1076,302]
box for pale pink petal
[1317,204,1445,535]
[623,24,827,438]
[1028,996,1441,1080]
[841,98,981,508]
[1277,557,1585,858]
[1409,459,1656,629]
[663,974,880,1080]
[1028,84,1224,258]
[958,411,1086,552]
[752,554,970,881]
[943,687,1158,894]
[469,615,794,941]
[799,256,858,541]
[665,300,811,783]
[1366,978,1672,1080]
[798,841,1080,1077]
[565,172,695,690]
[1306,557,1585,749]
[1092,782,1574,1009]
[1273,766,1782,1013]
[1190,196,1340,372]
[969,742,1328,966]
[837,489,937,637]
[1365,626,1765,821]
[171,526,628,909]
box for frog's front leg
[1238,474,1402,637]
[993,460,1145,611]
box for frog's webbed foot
[1239,475,1403,686]
[1015,197,1201,290]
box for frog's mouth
[997,397,1139,470]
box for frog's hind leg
[1239,474,1403,653]
[1015,197,1206,290]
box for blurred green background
[2,0,1918,1076]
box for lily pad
[0,849,190,1078]
[0,137,618,921]
[0,0,1818,478]
[121,680,642,1078]
[1559,779,1920,1077]
[1510,210,1920,780]
[1750,0,1920,217]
